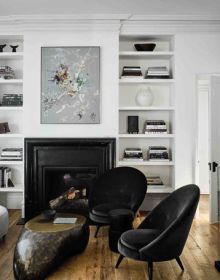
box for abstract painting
[41,47,100,124]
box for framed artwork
[41,46,100,124]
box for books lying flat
[147,176,163,185]
[145,66,169,78]
[53,217,77,224]
[121,66,143,78]
[0,148,23,161]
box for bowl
[134,43,156,52]
[42,209,56,220]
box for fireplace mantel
[24,138,115,220]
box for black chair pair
[89,167,200,280]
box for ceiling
[0,0,220,18]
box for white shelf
[0,160,23,165]
[0,106,23,111]
[118,160,174,166]
[119,106,175,111]
[0,184,23,193]
[119,134,175,138]
[0,79,23,84]
[0,52,23,59]
[147,186,174,193]
[119,51,174,59]
[0,133,23,138]
[119,78,174,84]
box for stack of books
[0,66,15,80]
[121,66,143,79]
[0,148,23,161]
[145,66,169,79]
[123,148,143,161]
[144,120,167,134]
[0,167,14,188]
[148,146,169,161]
[1,94,23,106]
[146,176,164,186]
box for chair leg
[94,225,100,238]
[115,254,124,269]
[176,256,184,271]
[148,262,153,280]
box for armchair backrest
[89,167,147,213]
[139,184,200,261]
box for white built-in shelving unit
[0,35,24,209]
[117,35,175,198]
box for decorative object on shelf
[144,120,167,134]
[0,148,23,161]
[0,122,10,134]
[145,66,170,79]
[121,66,143,79]
[0,167,14,188]
[0,66,15,79]
[128,116,139,134]
[135,87,153,106]
[146,175,163,186]
[123,148,143,161]
[0,44,6,52]
[134,43,156,52]
[1,94,23,106]
[148,146,169,161]
[41,46,100,124]
[10,45,19,52]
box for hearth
[25,138,115,220]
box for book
[53,217,77,224]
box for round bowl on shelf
[134,43,156,52]
[42,210,56,220]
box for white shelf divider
[0,79,23,84]
[119,78,175,84]
[0,133,23,138]
[0,52,23,59]
[119,51,174,59]
[0,161,24,165]
[119,134,175,138]
[0,106,23,111]
[119,106,175,111]
[0,184,23,193]
[147,186,174,194]
[118,160,174,166]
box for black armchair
[116,184,200,280]
[89,167,147,237]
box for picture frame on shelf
[41,46,100,124]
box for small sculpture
[0,44,6,52]
[10,45,19,52]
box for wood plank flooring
[0,195,220,280]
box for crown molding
[121,20,220,34]
[0,14,220,33]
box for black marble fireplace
[24,138,115,220]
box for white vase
[135,87,153,106]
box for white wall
[175,33,220,187]
[23,30,119,138]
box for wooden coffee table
[13,213,89,280]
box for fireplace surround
[24,138,115,220]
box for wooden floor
[0,195,220,280]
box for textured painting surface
[41,47,100,123]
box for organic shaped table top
[25,213,86,233]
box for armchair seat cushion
[120,229,161,250]
[118,229,161,260]
[92,203,130,217]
